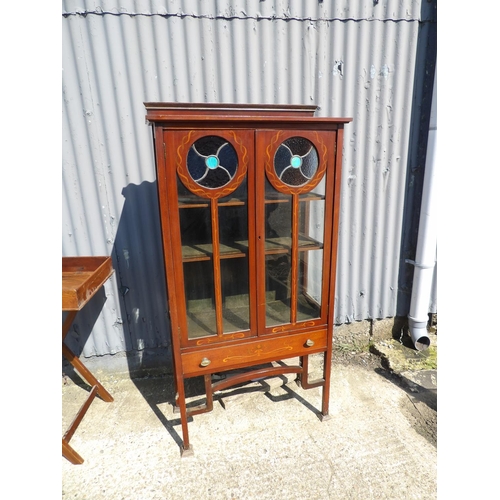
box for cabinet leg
[297,355,307,388]
[179,404,190,452]
[181,444,194,457]
[299,353,332,420]
[321,349,332,418]
[175,376,192,455]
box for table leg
[62,343,114,403]
[62,439,84,465]
[62,312,114,403]
[62,311,78,341]
[62,309,114,465]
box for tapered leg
[320,350,332,421]
[175,375,193,456]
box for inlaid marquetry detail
[222,343,294,363]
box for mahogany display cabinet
[145,103,352,455]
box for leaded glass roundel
[187,136,238,189]
[273,137,319,187]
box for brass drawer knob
[200,357,211,367]
[305,339,315,347]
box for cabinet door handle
[200,357,211,367]
[305,339,315,347]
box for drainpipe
[407,68,437,351]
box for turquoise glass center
[206,155,219,169]
[291,155,302,168]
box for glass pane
[306,175,326,199]
[183,260,217,338]
[265,253,292,327]
[177,176,209,207]
[178,198,216,339]
[299,199,325,247]
[179,206,213,260]
[219,177,248,204]
[219,203,250,332]
[265,194,292,326]
[221,257,250,333]
[219,203,249,257]
[297,249,323,322]
[265,193,292,252]
[265,176,289,202]
[297,197,325,322]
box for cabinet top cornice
[144,102,352,126]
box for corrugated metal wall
[62,0,437,361]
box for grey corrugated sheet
[62,0,437,359]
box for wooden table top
[62,256,114,311]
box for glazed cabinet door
[256,130,337,334]
[161,129,257,347]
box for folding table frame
[62,256,114,464]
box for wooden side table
[62,256,114,464]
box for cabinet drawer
[181,329,327,376]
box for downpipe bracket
[405,259,436,270]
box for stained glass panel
[273,137,319,187]
[187,136,238,189]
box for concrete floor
[62,350,437,500]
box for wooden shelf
[182,235,322,262]
[186,305,251,339]
[265,294,321,327]
[219,199,247,207]
[264,193,325,204]
[182,241,249,262]
[179,196,247,208]
[264,235,323,254]
[299,193,325,202]
[179,194,322,208]
[264,194,290,204]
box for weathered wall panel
[62,0,437,361]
